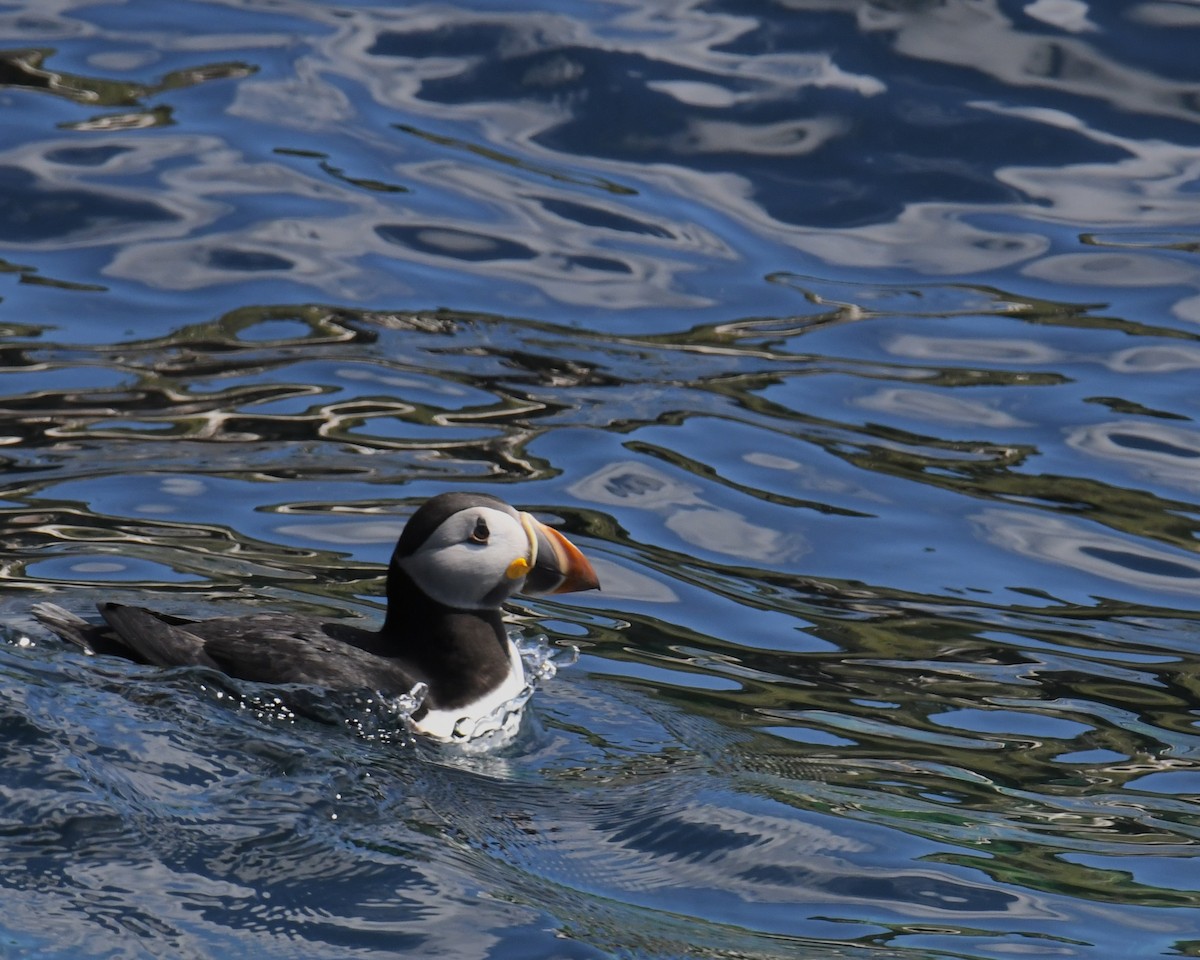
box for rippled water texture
[1,2,1199,958]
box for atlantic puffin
[32,492,599,741]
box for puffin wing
[32,601,201,663]
[98,603,223,669]
[166,609,426,694]
[38,602,423,696]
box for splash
[434,631,580,750]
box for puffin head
[391,492,599,611]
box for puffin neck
[381,563,517,709]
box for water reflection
[857,388,1028,428]
[0,46,253,110]
[349,0,1200,313]
[4,0,1198,320]
[570,460,805,562]
[1068,420,1200,490]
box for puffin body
[33,492,599,742]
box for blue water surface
[1,0,1200,957]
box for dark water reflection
[2,1,1200,958]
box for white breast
[410,638,528,743]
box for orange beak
[520,514,600,595]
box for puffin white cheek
[401,546,496,609]
[400,516,531,610]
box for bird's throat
[383,566,516,709]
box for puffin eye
[469,516,490,544]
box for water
[1,0,1199,957]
